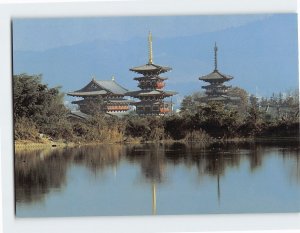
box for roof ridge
[109,79,129,92]
[95,79,128,94]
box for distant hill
[13,15,298,108]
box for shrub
[14,117,40,140]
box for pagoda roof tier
[130,63,172,75]
[207,96,229,101]
[133,76,168,81]
[133,100,173,105]
[203,95,240,102]
[202,84,232,89]
[67,78,128,97]
[199,70,233,82]
[127,89,177,97]
[134,101,160,105]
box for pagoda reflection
[14,140,300,207]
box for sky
[13,14,299,107]
[13,15,270,51]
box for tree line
[13,74,299,144]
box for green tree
[13,74,72,140]
[180,91,205,115]
[227,86,249,114]
[239,94,263,136]
[81,96,105,115]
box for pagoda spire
[148,31,153,64]
[214,42,218,71]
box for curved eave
[202,85,232,89]
[163,91,178,96]
[130,63,172,74]
[67,90,108,97]
[127,90,177,97]
[200,77,232,82]
[205,95,230,101]
[205,95,241,102]
[108,100,135,104]
[133,76,168,81]
[199,70,233,82]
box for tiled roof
[68,90,107,97]
[95,80,128,95]
[130,63,172,74]
[127,89,177,97]
[202,84,232,89]
[199,70,233,82]
[108,99,135,104]
[205,95,240,101]
[67,79,128,97]
[133,76,168,81]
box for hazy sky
[13,14,299,106]
[14,15,270,51]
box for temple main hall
[67,76,132,116]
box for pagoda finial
[214,42,218,71]
[148,31,153,64]
[92,75,96,81]
[111,75,115,81]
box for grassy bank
[14,139,76,151]
[14,135,254,151]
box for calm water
[15,140,300,217]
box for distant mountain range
[13,15,298,109]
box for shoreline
[14,140,76,151]
[14,136,298,151]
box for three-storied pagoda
[199,43,238,103]
[67,76,132,115]
[127,32,177,115]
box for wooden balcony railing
[107,106,130,111]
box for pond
[15,140,300,217]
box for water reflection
[15,148,70,203]
[71,145,125,175]
[15,140,300,216]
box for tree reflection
[279,141,300,184]
[15,148,70,203]
[71,145,124,175]
[15,140,300,208]
[125,144,166,183]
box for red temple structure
[127,32,177,115]
[67,76,132,116]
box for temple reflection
[15,140,300,211]
[152,182,157,215]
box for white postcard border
[0,1,299,233]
